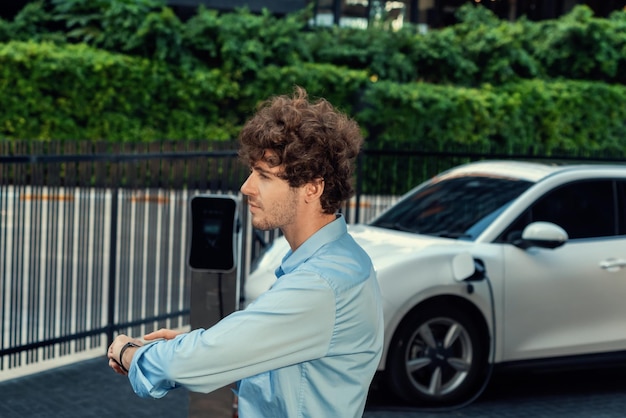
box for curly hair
[238,87,363,214]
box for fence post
[106,187,119,348]
[355,151,364,224]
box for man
[107,87,383,417]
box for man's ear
[304,178,324,203]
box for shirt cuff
[128,342,174,399]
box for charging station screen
[189,196,238,272]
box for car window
[370,175,533,240]
[499,180,618,242]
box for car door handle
[599,258,626,272]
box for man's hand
[144,328,184,341]
[107,335,143,376]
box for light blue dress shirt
[128,215,384,417]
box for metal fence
[0,141,251,378]
[1,140,618,379]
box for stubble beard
[251,189,299,231]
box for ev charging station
[187,194,241,418]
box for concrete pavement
[0,356,190,418]
[2,356,626,418]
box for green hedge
[241,63,371,116]
[302,5,626,86]
[2,40,626,154]
[0,41,372,142]
[1,2,625,155]
[3,2,626,86]
[357,79,626,153]
[0,41,239,141]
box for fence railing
[1,140,619,379]
[0,141,251,378]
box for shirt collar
[275,214,346,278]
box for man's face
[240,153,300,231]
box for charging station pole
[187,195,241,418]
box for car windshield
[370,174,533,241]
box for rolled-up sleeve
[127,271,336,398]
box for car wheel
[386,304,489,407]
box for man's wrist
[119,341,140,373]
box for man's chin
[251,219,271,231]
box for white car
[244,160,626,407]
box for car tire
[386,303,489,407]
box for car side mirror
[515,221,568,250]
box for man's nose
[240,173,254,196]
